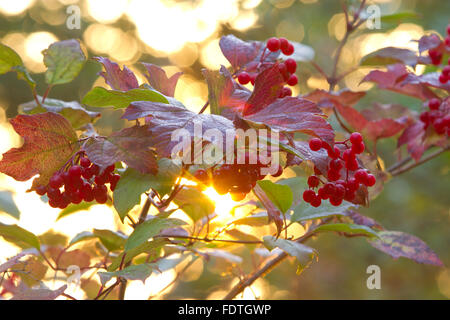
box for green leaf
[277,177,307,206]
[82,87,168,109]
[125,217,186,251]
[360,47,419,67]
[173,186,215,222]
[98,264,154,286]
[263,236,316,274]
[232,212,269,227]
[57,201,96,220]
[69,231,95,246]
[0,190,20,219]
[0,43,23,74]
[107,239,167,271]
[256,180,293,214]
[43,39,86,85]
[19,97,100,129]
[291,200,354,222]
[0,222,40,249]
[380,12,419,24]
[314,223,379,238]
[92,229,127,252]
[113,158,181,221]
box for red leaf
[290,140,329,174]
[244,97,335,145]
[346,210,383,230]
[362,64,438,101]
[243,64,285,116]
[361,47,421,67]
[94,57,139,91]
[304,89,366,108]
[397,121,426,161]
[417,33,442,54]
[141,63,182,97]
[85,125,157,174]
[369,231,444,266]
[401,72,450,92]
[0,112,78,188]
[219,35,261,70]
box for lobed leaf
[94,57,139,91]
[141,63,182,97]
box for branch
[389,146,449,176]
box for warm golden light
[0,0,34,16]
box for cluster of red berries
[193,153,283,201]
[429,24,450,84]
[419,98,450,135]
[34,155,120,209]
[303,132,376,207]
[237,37,298,98]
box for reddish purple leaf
[361,47,421,67]
[397,121,426,161]
[244,97,335,145]
[122,101,235,159]
[417,33,442,54]
[94,57,139,91]
[369,231,444,266]
[361,103,415,126]
[0,112,78,189]
[11,284,67,300]
[141,63,182,97]
[401,72,450,92]
[290,140,329,174]
[345,210,383,230]
[362,64,438,101]
[304,89,366,108]
[243,65,285,116]
[85,125,157,174]
[219,35,262,70]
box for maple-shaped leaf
[0,112,78,188]
[202,66,250,116]
[219,34,262,70]
[122,101,235,159]
[243,64,284,116]
[84,125,157,174]
[360,47,424,67]
[335,103,407,141]
[243,97,335,145]
[304,89,366,109]
[19,96,100,129]
[362,64,438,101]
[369,231,443,266]
[401,72,450,92]
[94,57,139,91]
[141,63,182,97]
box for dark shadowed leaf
[0,223,40,249]
[0,112,78,189]
[256,180,292,214]
[173,186,215,222]
[368,231,443,266]
[263,236,317,274]
[84,125,157,174]
[43,39,86,85]
[20,96,100,129]
[82,87,168,109]
[142,63,182,97]
[244,97,334,145]
[94,57,139,91]
[0,190,20,219]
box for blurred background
[0,0,449,299]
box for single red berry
[334,184,345,198]
[49,173,64,189]
[80,157,91,168]
[282,43,294,56]
[346,178,359,192]
[194,169,209,182]
[447,25,450,35]
[281,86,292,97]
[351,142,365,154]
[439,74,448,84]
[47,187,61,199]
[329,196,343,206]
[318,187,329,200]
[365,174,376,187]
[445,36,450,47]
[267,37,281,52]
[420,111,430,124]
[329,159,343,171]
[314,166,322,176]
[285,58,297,74]
[279,37,289,51]
[68,165,82,178]
[428,98,441,110]
[95,192,108,204]
[354,169,368,184]
[35,185,47,196]
[70,190,82,204]
[350,132,363,144]
[48,198,60,208]
[433,119,446,134]
[309,138,322,151]
[342,149,353,161]
[443,66,450,77]
[105,164,115,174]
[310,196,321,207]
[238,72,251,85]
[327,169,340,181]
[303,189,316,203]
[307,175,320,188]
[344,189,356,201]
[82,167,93,180]
[346,158,359,171]
[90,164,100,176]
[287,74,298,86]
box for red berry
[318,187,329,200]
[433,119,446,134]
[327,169,340,181]
[47,187,61,199]
[282,43,294,56]
[307,175,320,188]
[329,196,343,206]
[82,167,93,179]
[346,158,359,171]
[80,157,91,168]
[329,159,343,171]
[354,169,368,184]
[287,74,298,86]
[447,25,450,35]
[428,98,441,110]
[445,36,450,47]
[310,196,321,207]
[365,174,376,187]
[334,184,345,198]
[344,188,356,202]
[350,132,363,144]
[303,189,316,203]
[342,149,353,161]
[420,111,430,124]
[443,66,450,77]
[346,178,359,192]
[439,74,448,84]
[309,138,322,151]
[267,37,280,52]
[279,37,289,51]
[351,142,365,154]
[314,166,322,176]
[105,164,115,174]
[280,86,292,98]
[68,165,82,178]
[35,185,47,196]
[70,190,82,204]
[238,72,251,85]
[194,169,209,183]
[285,58,297,74]
[49,174,63,189]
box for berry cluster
[303,132,376,207]
[419,98,450,136]
[237,37,298,98]
[429,24,450,84]
[34,154,120,209]
[194,153,282,201]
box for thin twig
[390,146,449,176]
[198,101,209,114]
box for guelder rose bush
[0,3,448,300]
